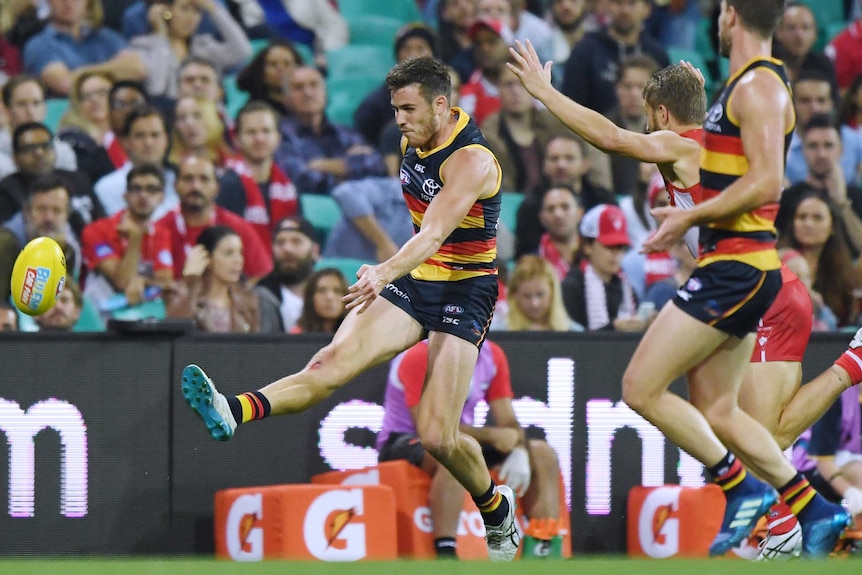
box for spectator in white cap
[562,203,651,331]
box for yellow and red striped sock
[226,391,271,424]
[473,481,509,526]
[780,474,816,518]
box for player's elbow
[756,174,784,205]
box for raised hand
[506,40,554,100]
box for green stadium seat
[799,0,845,28]
[825,21,847,45]
[326,75,381,127]
[315,257,371,281]
[348,15,405,47]
[73,297,106,332]
[667,47,715,93]
[223,74,249,118]
[326,45,394,80]
[111,299,166,321]
[498,192,524,232]
[295,43,314,65]
[44,98,69,133]
[300,194,341,245]
[339,0,421,24]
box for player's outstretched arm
[506,40,695,165]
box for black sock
[434,537,457,558]
[226,396,243,423]
[472,480,510,526]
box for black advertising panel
[0,332,849,555]
[0,335,172,554]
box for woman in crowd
[131,0,251,99]
[777,187,860,327]
[493,254,582,331]
[164,225,280,332]
[840,73,862,135]
[168,96,234,168]
[236,39,305,118]
[290,268,349,334]
[57,71,122,182]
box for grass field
[2,558,862,575]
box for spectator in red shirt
[825,14,862,92]
[460,18,515,126]
[81,163,175,313]
[155,155,273,280]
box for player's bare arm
[507,40,700,169]
[344,147,499,313]
[644,70,791,253]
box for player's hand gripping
[343,264,388,314]
[641,206,693,253]
[506,40,554,101]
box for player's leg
[182,296,424,440]
[689,336,850,556]
[415,331,517,561]
[739,361,802,449]
[622,302,732,465]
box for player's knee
[529,440,559,473]
[622,372,650,414]
[700,398,735,436]
[417,424,457,462]
[306,343,350,385]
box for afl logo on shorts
[685,277,702,292]
[443,304,464,315]
[400,169,410,185]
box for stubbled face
[237,110,280,163]
[24,188,69,240]
[392,84,445,150]
[803,127,841,179]
[775,6,816,59]
[551,0,586,28]
[539,188,582,241]
[472,27,509,74]
[124,174,165,220]
[125,115,168,166]
[793,80,832,127]
[176,157,218,213]
[513,277,552,325]
[543,138,587,186]
[441,0,475,28]
[792,196,832,249]
[608,0,649,37]
[14,128,56,175]
[34,287,80,331]
[208,234,244,285]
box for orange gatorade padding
[313,461,572,559]
[214,484,397,561]
[627,484,725,558]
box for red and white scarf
[538,233,571,281]
[103,131,127,169]
[226,157,299,246]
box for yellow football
[10,237,67,316]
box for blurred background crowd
[0,0,859,336]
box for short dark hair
[385,56,451,104]
[109,80,147,105]
[235,100,280,133]
[127,163,166,188]
[801,113,840,137]
[617,54,660,83]
[540,183,580,205]
[643,63,707,126]
[121,104,167,138]
[727,0,786,38]
[12,122,52,153]
[2,75,42,107]
[179,56,220,80]
[25,174,70,209]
